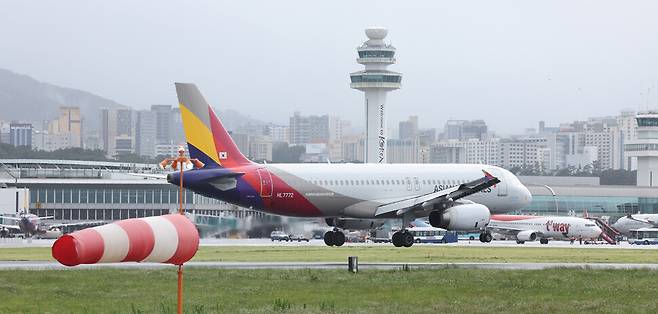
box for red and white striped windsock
[52,214,199,267]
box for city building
[9,122,32,147]
[249,136,273,161]
[136,109,156,157]
[430,145,465,164]
[0,121,10,144]
[399,116,418,140]
[443,120,488,141]
[100,107,135,157]
[289,112,330,145]
[387,138,420,163]
[499,138,544,170]
[350,27,402,163]
[54,107,82,148]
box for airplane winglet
[482,170,495,180]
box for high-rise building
[56,107,82,147]
[267,124,290,143]
[249,136,273,161]
[399,116,418,140]
[40,107,83,150]
[418,128,436,146]
[0,121,10,144]
[387,138,420,163]
[350,27,402,163]
[136,110,156,157]
[151,105,173,145]
[100,107,135,157]
[9,122,32,147]
[430,145,465,164]
[499,139,544,170]
[289,112,330,145]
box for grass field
[1,268,658,313]
[1,245,658,264]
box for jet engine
[327,218,386,230]
[515,230,538,242]
[428,203,490,231]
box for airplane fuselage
[613,214,658,235]
[170,163,532,219]
[490,215,602,240]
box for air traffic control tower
[626,111,658,186]
[350,27,402,163]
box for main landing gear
[324,230,345,247]
[392,230,415,247]
[479,231,493,243]
[390,211,416,247]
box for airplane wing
[486,226,546,238]
[0,224,21,231]
[35,216,54,220]
[627,216,658,227]
[49,221,106,229]
[0,216,21,221]
[374,170,500,217]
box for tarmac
[2,237,657,271]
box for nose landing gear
[479,231,493,243]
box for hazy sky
[2,1,658,134]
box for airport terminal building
[519,176,658,219]
[0,159,276,234]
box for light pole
[542,185,558,215]
[159,146,204,314]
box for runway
[1,260,657,271]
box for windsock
[52,214,199,267]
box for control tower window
[637,118,658,127]
[351,75,402,83]
[359,50,395,58]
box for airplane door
[257,168,273,197]
[405,177,412,191]
[413,177,420,191]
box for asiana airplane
[162,83,532,247]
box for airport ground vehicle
[458,232,481,241]
[627,228,658,245]
[408,227,458,243]
[270,231,290,242]
[289,234,310,242]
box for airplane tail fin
[175,83,252,168]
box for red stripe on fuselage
[236,165,323,217]
[490,215,540,222]
[115,219,155,262]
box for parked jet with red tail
[164,83,532,247]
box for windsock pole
[159,146,204,314]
